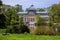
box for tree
[48,3,60,34]
[0,0,3,6]
[25,8,29,12]
[0,14,7,28]
[38,8,45,12]
[49,4,60,23]
[0,0,7,28]
[15,4,23,12]
[48,3,60,26]
[5,8,19,33]
[36,14,45,26]
[6,11,29,33]
[19,14,30,33]
[0,0,3,13]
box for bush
[53,23,60,35]
[19,25,30,33]
[6,25,14,33]
[33,27,40,35]
[33,26,55,35]
[33,27,44,35]
[0,29,6,33]
[6,24,30,34]
[44,27,55,35]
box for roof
[17,11,49,18]
[17,11,48,15]
[40,15,49,18]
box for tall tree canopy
[49,3,60,23]
[0,0,7,28]
[0,0,3,6]
[38,8,45,12]
[5,8,19,25]
[15,4,23,12]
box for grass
[0,33,60,40]
[0,29,60,40]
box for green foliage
[0,29,6,33]
[33,26,45,35]
[0,0,3,6]
[25,8,29,12]
[33,26,55,35]
[0,14,7,28]
[48,3,60,29]
[6,25,14,33]
[36,14,40,26]
[36,14,45,26]
[5,8,19,25]
[6,24,30,33]
[15,4,23,12]
[19,15,30,33]
[49,4,60,23]
[44,27,55,35]
[0,0,7,28]
[19,16,24,26]
[38,8,45,12]
[19,25,30,33]
[53,23,60,34]
[6,13,30,33]
[33,27,42,35]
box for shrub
[53,23,60,35]
[19,25,30,33]
[44,29,55,35]
[6,24,30,34]
[6,25,14,33]
[33,27,44,35]
[33,26,55,35]
[33,27,40,35]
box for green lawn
[0,33,60,40]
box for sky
[2,0,60,10]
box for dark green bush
[6,24,30,34]
[19,25,30,33]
